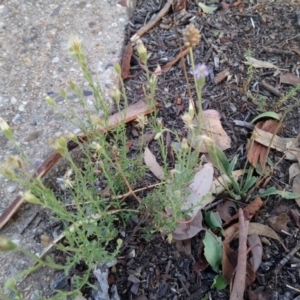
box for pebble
[18,104,26,112]
[83,90,93,96]
[12,114,21,124]
[52,56,60,63]
[11,96,17,104]
[7,186,16,193]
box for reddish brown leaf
[280,72,300,87]
[121,42,133,79]
[192,240,209,273]
[173,0,186,12]
[223,197,263,227]
[247,120,282,169]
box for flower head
[181,112,195,131]
[0,118,13,140]
[194,64,209,79]
[183,24,201,48]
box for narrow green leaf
[228,156,237,174]
[206,143,229,175]
[241,176,257,194]
[257,187,277,197]
[251,111,280,123]
[198,2,218,14]
[203,230,222,272]
[277,190,300,199]
[212,274,227,290]
[204,212,225,236]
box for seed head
[183,24,201,48]
[181,112,195,131]
[136,39,148,63]
[0,118,14,140]
[6,155,24,170]
[22,191,42,205]
[0,237,17,252]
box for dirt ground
[1,0,300,299]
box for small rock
[18,104,25,112]
[12,114,21,124]
[83,90,93,96]
[7,186,16,193]
[25,130,43,142]
[11,96,17,105]
[52,56,60,63]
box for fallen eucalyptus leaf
[198,2,218,14]
[143,147,164,180]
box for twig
[273,243,300,275]
[161,47,190,72]
[230,209,249,300]
[131,0,174,42]
[112,147,141,204]
[263,46,293,56]
[260,80,282,97]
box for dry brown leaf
[225,222,281,244]
[267,213,290,233]
[244,56,286,70]
[292,174,300,208]
[250,126,300,163]
[222,241,256,286]
[214,68,230,84]
[143,147,164,180]
[223,197,263,227]
[121,42,133,79]
[175,238,192,256]
[247,120,282,168]
[172,210,204,240]
[247,234,262,272]
[289,163,300,184]
[280,72,300,87]
[189,109,231,152]
[290,209,300,228]
[192,239,209,273]
[216,200,238,223]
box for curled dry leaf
[173,0,187,12]
[143,147,164,180]
[244,56,286,70]
[216,200,238,223]
[172,210,204,240]
[267,213,290,233]
[247,120,282,169]
[247,234,262,272]
[223,197,263,227]
[214,68,230,84]
[189,109,231,152]
[250,126,300,163]
[289,163,300,184]
[280,72,300,87]
[292,174,300,208]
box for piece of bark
[214,68,230,84]
[260,80,282,97]
[121,42,133,79]
[230,209,249,300]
